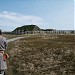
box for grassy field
[4,34,75,75]
[3,34,24,39]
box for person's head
[0,29,2,35]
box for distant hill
[41,29,55,31]
[13,25,40,31]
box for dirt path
[7,37,24,43]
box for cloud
[0,11,44,31]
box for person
[0,30,7,75]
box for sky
[0,0,74,31]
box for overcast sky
[0,0,74,31]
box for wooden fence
[12,30,75,35]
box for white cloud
[0,11,44,31]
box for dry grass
[5,34,75,75]
[3,34,25,39]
